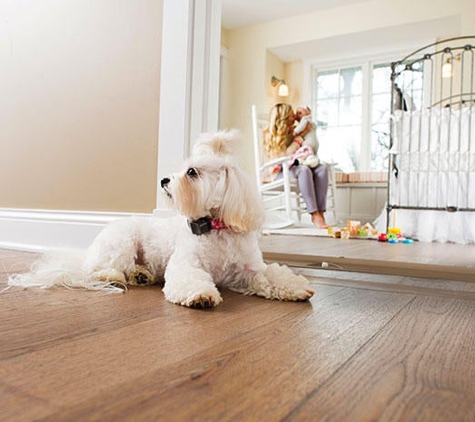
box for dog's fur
[10,131,314,308]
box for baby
[291,105,320,168]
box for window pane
[399,67,423,91]
[317,70,339,98]
[372,64,391,94]
[340,67,362,96]
[318,126,361,173]
[316,99,338,126]
[370,123,390,171]
[394,64,424,111]
[370,67,392,171]
[339,96,362,125]
[371,93,390,125]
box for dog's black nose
[161,177,170,188]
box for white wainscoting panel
[335,183,387,224]
[0,208,147,252]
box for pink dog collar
[210,219,227,230]
[188,217,228,235]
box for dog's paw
[257,263,315,302]
[164,287,223,309]
[163,277,223,309]
[280,272,314,301]
[91,269,126,285]
[290,285,315,301]
[127,265,156,286]
[185,291,223,309]
[187,295,217,309]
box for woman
[263,103,329,229]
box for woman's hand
[286,139,302,155]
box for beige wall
[225,0,475,174]
[284,60,304,107]
[0,0,163,213]
[265,51,285,110]
[221,27,230,49]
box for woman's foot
[311,211,328,229]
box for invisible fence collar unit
[188,217,228,235]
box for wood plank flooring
[260,234,475,282]
[1,248,475,421]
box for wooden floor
[2,247,475,421]
[260,234,475,282]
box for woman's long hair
[263,103,293,159]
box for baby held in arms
[290,105,320,168]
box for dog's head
[161,131,264,232]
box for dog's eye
[187,167,198,178]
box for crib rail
[386,36,475,231]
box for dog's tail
[7,249,125,293]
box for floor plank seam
[307,277,475,301]
[281,295,418,421]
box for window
[312,57,423,173]
[314,67,363,173]
[370,64,392,172]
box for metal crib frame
[386,36,475,231]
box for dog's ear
[219,165,264,232]
[193,130,239,157]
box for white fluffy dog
[11,132,314,309]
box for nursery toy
[401,238,414,244]
[378,233,387,242]
[332,229,341,239]
[367,228,378,237]
[347,220,361,236]
[387,238,399,244]
[358,228,367,237]
[388,227,402,238]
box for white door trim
[155,0,222,215]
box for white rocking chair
[251,104,338,229]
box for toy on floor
[327,222,412,243]
[341,228,350,240]
[347,220,360,236]
[388,227,403,238]
[377,229,414,244]
[328,221,379,240]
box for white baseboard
[0,208,150,252]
